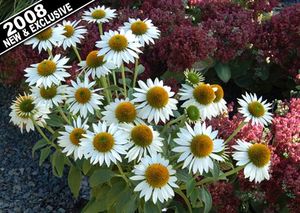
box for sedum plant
[9,4,275,212]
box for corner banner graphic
[0,0,95,55]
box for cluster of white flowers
[10,4,275,205]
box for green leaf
[110,188,138,213]
[144,200,161,213]
[200,187,212,213]
[190,188,202,208]
[39,147,51,166]
[46,114,64,127]
[89,168,115,187]
[176,170,193,182]
[137,64,145,74]
[255,67,269,81]
[68,166,82,198]
[82,197,101,213]
[123,194,138,213]
[106,178,127,208]
[82,160,92,175]
[186,178,196,197]
[215,62,231,83]
[32,139,48,157]
[211,161,220,180]
[51,151,65,177]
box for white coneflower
[173,122,225,174]
[80,121,129,166]
[82,5,116,24]
[102,98,142,125]
[58,117,89,160]
[132,78,178,124]
[66,77,103,118]
[9,94,50,133]
[211,84,227,115]
[24,54,70,88]
[31,84,67,108]
[238,92,273,126]
[96,30,142,67]
[121,18,160,46]
[233,139,271,183]
[179,83,218,120]
[58,20,87,50]
[121,123,163,162]
[24,26,65,52]
[131,154,178,204]
[78,50,116,79]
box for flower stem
[196,166,244,186]
[121,63,127,97]
[57,105,71,125]
[112,70,119,98]
[116,163,130,186]
[100,76,111,103]
[224,121,247,144]
[32,119,58,149]
[132,58,139,88]
[175,189,192,213]
[162,115,185,134]
[47,48,53,59]
[45,125,55,134]
[72,45,82,62]
[98,23,103,36]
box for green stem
[116,163,130,185]
[121,63,127,97]
[57,105,71,125]
[224,121,247,144]
[162,115,185,133]
[175,189,192,213]
[45,125,55,134]
[112,70,119,98]
[196,166,244,186]
[98,23,103,36]
[106,75,112,100]
[32,119,58,149]
[72,45,82,62]
[132,58,139,88]
[47,48,53,59]
[100,76,111,103]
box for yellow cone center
[75,88,91,104]
[145,163,170,188]
[248,143,271,167]
[93,132,115,152]
[40,86,57,99]
[37,60,57,76]
[146,86,169,109]
[190,134,213,157]
[115,102,137,123]
[193,84,216,105]
[131,21,148,35]
[92,9,106,19]
[248,101,265,118]
[131,125,153,147]
[64,25,75,37]
[211,84,224,103]
[69,128,86,146]
[36,28,53,41]
[86,50,105,68]
[108,35,128,51]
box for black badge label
[0,0,95,55]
